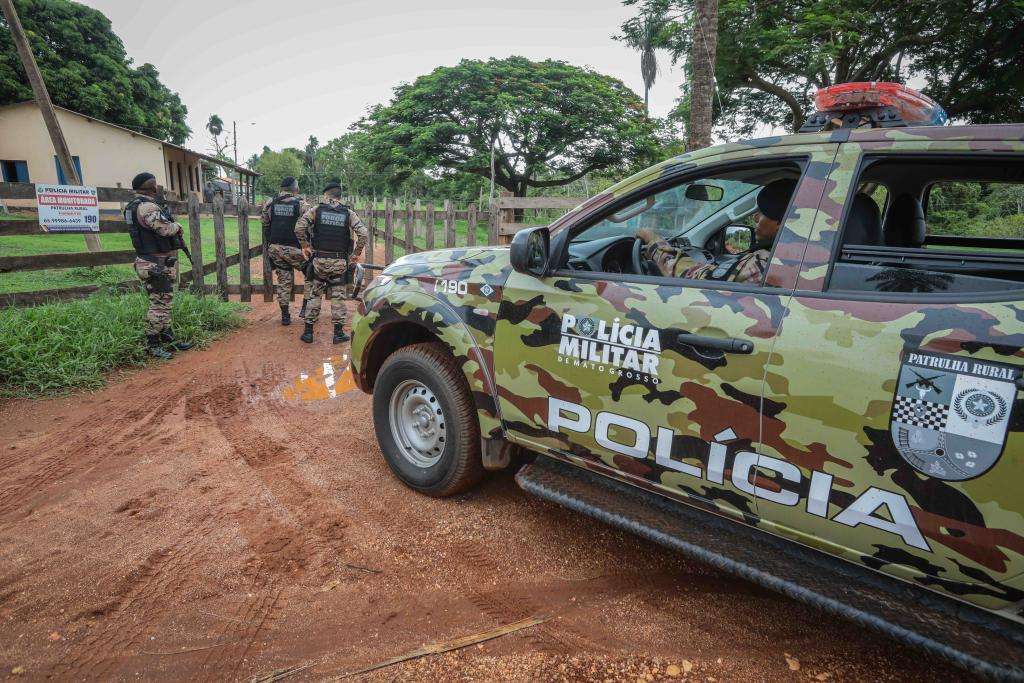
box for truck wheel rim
[389,380,446,468]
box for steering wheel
[632,237,650,276]
[632,235,714,276]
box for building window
[168,161,175,191]
[1,160,29,183]
[53,156,83,184]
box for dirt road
[0,300,967,681]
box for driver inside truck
[636,178,797,284]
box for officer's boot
[280,305,292,326]
[299,298,309,319]
[146,334,173,359]
[332,323,350,344]
[300,322,314,344]
[160,328,194,351]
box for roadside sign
[35,183,99,233]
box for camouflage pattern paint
[350,123,1024,618]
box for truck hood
[380,246,512,281]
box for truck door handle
[676,333,754,355]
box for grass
[0,216,264,293]
[0,291,247,398]
[0,213,502,292]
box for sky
[81,0,686,165]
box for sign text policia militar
[557,314,662,385]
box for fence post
[425,202,435,251]
[444,199,455,248]
[404,200,414,254]
[187,193,204,295]
[212,192,228,300]
[487,198,499,246]
[414,198,422,252]
[384,198,395,264]
[466,202,477,247]
[364,200,375,266]
[499,192,514,245]
[261,205,273,302]
[237,196,251,302]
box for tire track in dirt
[182,376,353,680]
[0,393,182,523]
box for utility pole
[688,0,719,151]
[0,0,101,252]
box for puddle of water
[281,354,357,402]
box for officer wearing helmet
[124,172,193,359]
[294,182,368,344]
[637,178,797,284]
[260,176,312,325]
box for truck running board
[515,455,1024,682]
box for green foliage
[928,181,1024,238]
[0,292,245,397]
[0,0,189,143]
[358,56,669,196]
[250,148,305,196]
[619,0,1024,137]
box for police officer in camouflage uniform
[124,172,193,359]
[638,178,797,284]
[295,182,368,344]
[260,176,312,325]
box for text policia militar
[557,314,662,385]
[547,397,931,552]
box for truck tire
[372,342,483,497]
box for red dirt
[0,300,969,681]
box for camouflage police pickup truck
[350,84,1024,679]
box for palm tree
[639,14,660,116]
[206,114,226,156]
[624,12,663,116]
[206,114,224,138]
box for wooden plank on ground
[237,197,251,302]
[0,249,136,273]
[212,193,228,301]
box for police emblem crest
[890,349,1019,481]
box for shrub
[0,292,246,397]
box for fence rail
[1,182,584,307]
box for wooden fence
[0,183,584,307]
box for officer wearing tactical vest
[295,182,368,344]
[124,172,194,359]
[260,176,312,325]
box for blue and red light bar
[800,82,948,132]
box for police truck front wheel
[373,342,483,497]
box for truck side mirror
[510,226,550,277]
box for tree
[0,0,189,143]
[249,148,304,197]
[358,57,667,197]
[623,12,664,115]
[688,0,718,149]
[206,114,228,156]
[619,0,1024,137]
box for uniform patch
[890,349,1018,481]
